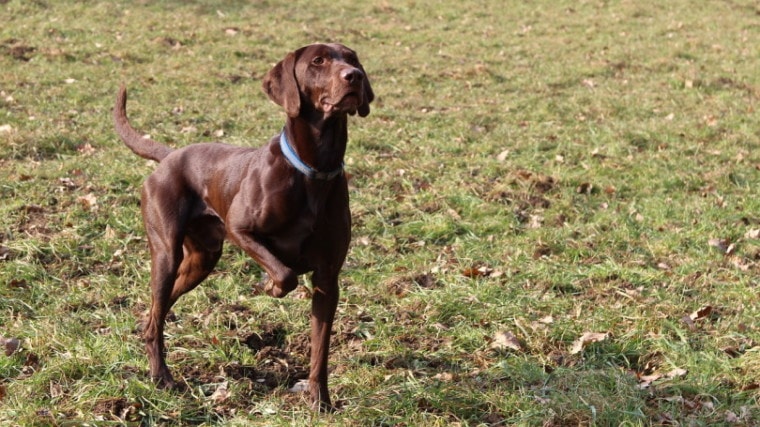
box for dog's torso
[146,139,350,273]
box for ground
[1,0,759,425]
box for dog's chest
[268,190,327,260]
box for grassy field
[1,0,759,425]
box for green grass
[1,0,759,425]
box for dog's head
[263,43,374,118]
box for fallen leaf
[665,367,687,379]
[569,332,608,355]
[490,330,522,352]
[532,244,552,259]
[433,372,454,381]
[496,149,510,162]
[681,306,712,330]
[77,143,95,155]
[0,246,10,260]
[1,336,21,356]
[515,170,533,180]
[730,256,752,271]
[637,372,663,388]
[209,381,229,403]
[577,182,593,195]
[689,305,712,321]
[58,177,78,190]
[78,193,98,211]
[528,214,543,229]
[745,229,760,239]
[637,367,688,389]
[538,315,554,324]
[288,379,309,393]
[708,238,731,254]
[50,382,64,398]
[462,265,494,278]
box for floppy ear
[357,63,374,118]
[262,51,301,117]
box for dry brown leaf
[539,315,554,324]
[77,143,95,155]
[689,305,713,321]
[682,305,713,329]
[1,336,21,356]
[576,182,593,194]
[637,372,663,388]
[496,149,510,162]
[665,367,688,379]
[0,246,10,261]
[209,381,229,403]
[78,193,98,211]
[730,256,753,271]
[288,379,309,393]
[50,382,64,398]
[433,372,455,382]
[637,367,688,389]
[569,332,608,354]
[462,265,495,278]
[490,330,522,352]
[708,238,733,254]
[528,214,543,229]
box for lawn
[1,0,758,425]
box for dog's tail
[114,85,173,162]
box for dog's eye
[312,56,325,66]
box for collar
[279,129,344,180]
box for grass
[1,0,759,425]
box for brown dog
[113,43,373,411]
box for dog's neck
[284,113,348,176]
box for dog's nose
[340,68,363,84]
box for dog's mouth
[321,92,360,113]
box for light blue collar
[279,129,344,180]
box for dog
[113,43,373,411]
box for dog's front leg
[309,271,340,412]
[226,226,298,298]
